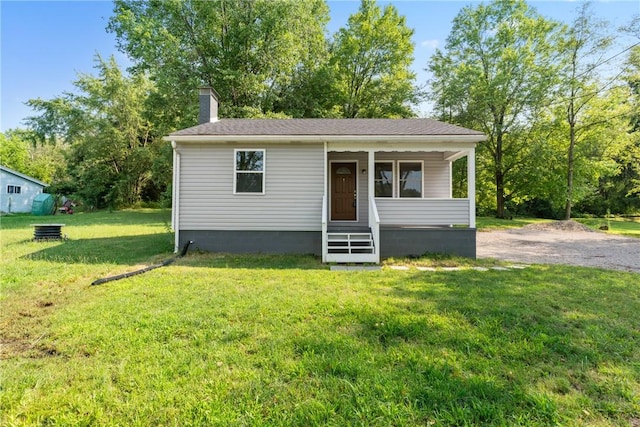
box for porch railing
[369,195,380,263]
[321,194,328,263]
[375,198,471,226]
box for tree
[556,2,615,219]
[593,45,640,214]
[26,56,162,208]
[0,131,30,173]
[108,0,330,121]
[428,0,561,218]
[330,0,418,118]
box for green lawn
[1,210,639,426]
[476,216,552,230]
[574,217,640,238]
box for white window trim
[397,160,424,198]
[233,148,266,195]
[374,161,395,198]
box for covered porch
[321,140,476,263]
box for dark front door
[331,162,357,221]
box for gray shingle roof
[170,118,484,137]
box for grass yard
[574,217,640,238]
[477,215,640,238]
[1,210,639,426]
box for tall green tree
[0,129,69,189]
[428,0,561,218]
[108,0,330,121]
[556,2,615,219]
[592,45,640,214]
[0,131,30,173]
[330,0,417,118]
[26,56,162,208]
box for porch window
[398,161,422,198]
[234,149,265,194]
[374,162,393,197]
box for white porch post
[367,149,375,200]
[467,148,476,228]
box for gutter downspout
[322,141,328,263]
[171,141,181,253]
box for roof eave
[163,134,486,144]
[0,165,49,187]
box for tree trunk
[496,170,505,218]
[495,131,506,218]
[565,123,576,220]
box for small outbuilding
[0,165,49,214]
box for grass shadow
[23,233,174,265]
[176,251,328,270]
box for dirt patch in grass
[478,220,640,273]
[521,219,595,233]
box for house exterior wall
[0,170,46,213]
[178,143,324,231]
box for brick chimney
[199,87,219,124]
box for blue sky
[1,0,638,132]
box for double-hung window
[234,149,265,194]
[398,161,423,198]
[374,162,394,197]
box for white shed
[0,165,49,213]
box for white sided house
[166,88,486,263]
[0,165,48,214]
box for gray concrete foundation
[180,230,322,255]
[380,227,476,258]
[179,227,476,259]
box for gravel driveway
[477,221,640,273]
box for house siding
[179,143,324,231]
[376,199,470,226]
[0,170,46,213]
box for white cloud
[421,39,439,49]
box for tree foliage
[26,56,164,209]
[555,2,615,219]
[108,0,331,120]
[330,0,418,118]
[0,129,67,185]
[428,0,561,218]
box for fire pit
[31,224,65,241]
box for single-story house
[0,165,49,214]
[165,88,486,263]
